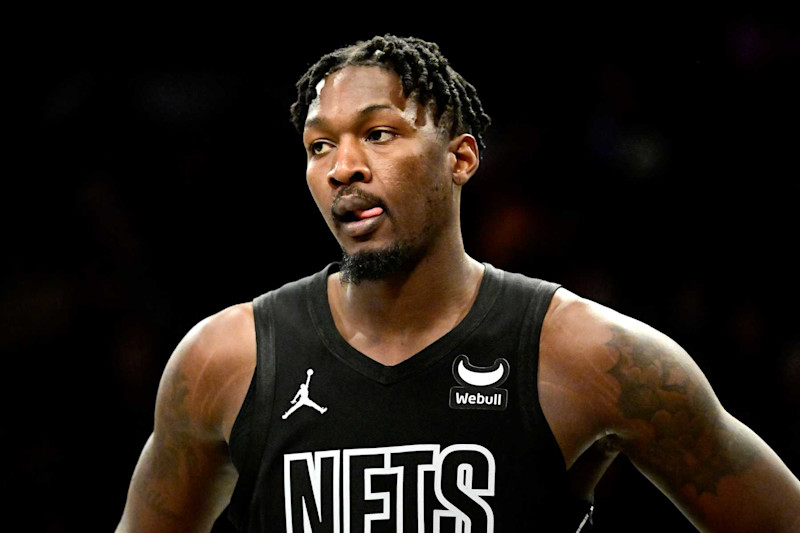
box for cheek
[385,157,450,222]
[306,172,332,216]
[393,147,446,187]
[381,156,429,201]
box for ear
[448,134,480,186]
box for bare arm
[116,304,255,533]
[604,320,800,532]
[541,291,800,532]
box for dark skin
[117,66,800,532]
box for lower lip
[340,213,385,238]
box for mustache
[331,185,386,215]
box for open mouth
[332,192,386,223]
[332,193,386,237]
[338,206,384,223]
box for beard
[339,241,427,285]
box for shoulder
[542,287,689,371]
[181,302,256,356]
[171,302,256,376]
[539,288,623,383]
[158,302,256,442]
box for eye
[366,129,396,143]
[308,140,333,157]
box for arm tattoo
[133,370,199,519]
[606,326,757,496]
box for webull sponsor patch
[449,354,509,411]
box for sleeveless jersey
[227,263,592,532]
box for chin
[339,240,426,285]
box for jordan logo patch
[282,368,328,420]
[449,355,509,411]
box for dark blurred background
[7,9,799,532]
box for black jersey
[227,263,592,532]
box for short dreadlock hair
[290,35,491,157]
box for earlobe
[449,134,480,186]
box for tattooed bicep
[604,325,757,497]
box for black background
[8,9,799,532]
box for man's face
[303,66,458,277]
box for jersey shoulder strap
[227,269,321,530]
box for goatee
[339,242,425,285]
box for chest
[228,267,578,531]
[255,320,566,531]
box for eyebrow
[304,104,396,129]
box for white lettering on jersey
[433,445,495,533]
[284,444,496,533]
[284,449,341,533]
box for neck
[327,241,485,366]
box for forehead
[305,66,410,127]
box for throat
[327,258,485,366]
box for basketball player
[116,35,800,532]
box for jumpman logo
[282,368,328,420]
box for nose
[328,136,371,187]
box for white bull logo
[450,355,510,411]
